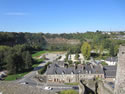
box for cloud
[4,12,28,16]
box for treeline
[0,45,33,74]
[0,32,46,50]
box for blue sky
[0,0,125,33]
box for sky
[0,0,125,33]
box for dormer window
[71,71,74,74]
[122,52,125,54]
[62,71,65,74]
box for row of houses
[46,61,116,83]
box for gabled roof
[46,63,104,75]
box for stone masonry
[114,45,125,94]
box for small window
[122,52,125,54]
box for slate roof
[46,63,104,75]
[103,66,117,78]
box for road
[37,85,79,92]
[17,61,47,85]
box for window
[122,52,125,54]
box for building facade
[46,63,104,83]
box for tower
[115,45,125,94]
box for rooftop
[46,62,104,75]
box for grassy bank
[59,90,78,94]
[32,51,48,57]
[4,72,29,81]
[38,62,51,74]
[65,82,79,85]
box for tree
[99,45,104,58]
[5,52,18,74]
[109,43,115,57]
[81,42,91,60]
[75,53,79,60]
[114,45,119,56]
[23,51,32,70]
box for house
[105,57,117,65]
[103,66,117,82]
[46,62,104,83]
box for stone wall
[47,74,104,84]
[97,81,113,94]
[114,45,125,94]
[79,80,114,94]
[47,74,78,83]
[79,80,85,94]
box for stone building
[114,45,125,94]
[46,63,104,83]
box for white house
[105,57,117,65]
[0,71,7,80]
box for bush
[101,61,108,66]
[68,60,73,65]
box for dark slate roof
[103,66,117,78]
[46,63,104,75]
[54,61,65,67]
[106,57,118,62]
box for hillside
[45,37,80,45]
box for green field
[32,50,66,58]
[4,72,29,81]
[32,51,48,57]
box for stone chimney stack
[90,64,93,69]
[114,45,125,94]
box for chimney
[83,66,85,70]
[90,64,93,69]
[64,64,68,68]
[75,65,78,70]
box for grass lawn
[59,90,78,94]
[32,50,66,58]
[32,58,44,68]
[4,72,29,81]
[64,82,79,85]
[32,51,48,57]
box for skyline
[0,0,125,33]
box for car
[20,82,28,85]
[72,86,79,90]
[44,86,53,90]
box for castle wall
[114,45,125,94]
